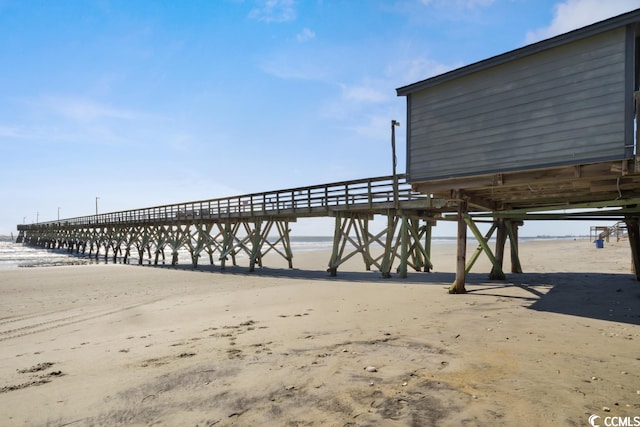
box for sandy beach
[1,238,639,426]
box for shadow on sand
[137,262,640,326]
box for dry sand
[0,238,639,426]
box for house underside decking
[412,160,640,215]
[408,158,640,293]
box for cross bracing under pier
[16,175,448,277]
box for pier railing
[19,175,429,229]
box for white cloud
[31,96,141,122]
[525,0,640,44]
[2,95,154,146]
[249,0,297,23]
[296,27,315,42]
[340,83,388,103]
[0,122,88,144]
[318,77,398,130]
[349,114,398,140]
[389,57,462,87]
[0,125,28,139]
[260,57,328,80]
[166,132,195,152]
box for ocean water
[0,240,88,269]
[0,236,338,269]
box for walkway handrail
[19,175,427,229]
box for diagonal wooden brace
[464,215,505,280]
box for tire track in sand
[0,300,161,342]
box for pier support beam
[220,222,234,270]
[258,220,293,269]
[167,225,188,266]
[421,220,435,272]
[249,220,262,272]
[380,212,399,278]
[328,213,378,277]
[506,220,523,273]
[327,209,433,278]
[215,218,294,272]
[450,200,468,294]
[328,211,433,278]
[625,216,640,280]
[396,213,434,277]
[134,227,154,265]
[465,222,497,274]
[188,223,215,268]
[398,213,409,278]
[490,219,508,280]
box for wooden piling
[450,200,468,294]
[625,216,640,280]
[490,219,507,280]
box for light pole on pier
[391,120,400,210]
[58,207,61,221]
[95,197,100,216]
[36,212,39,224]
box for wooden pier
[17,11,640,288]
[16,175,448,278]
[16,172,640,286]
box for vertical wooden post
[424,220,433,272]
[94,231,100,260]
[507,220,523,273]
[363,218,372,271]
[624,216,640,280]
[328,214,342,276]
[381,211,397,278]
[221,222,231,270]
[249,221,262,272]
[449,200,468,294]
[408,218,423,271]
[282,221,293,269]
[168,226,184,266]
[490,219,507,280]
[399,213,408,278]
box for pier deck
[16,175,446,277]
[16,173,640,283]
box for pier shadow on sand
[139,262,640,326]
[466,271,640,326]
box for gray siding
[406,26,631,182]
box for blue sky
[2,0,639,237]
